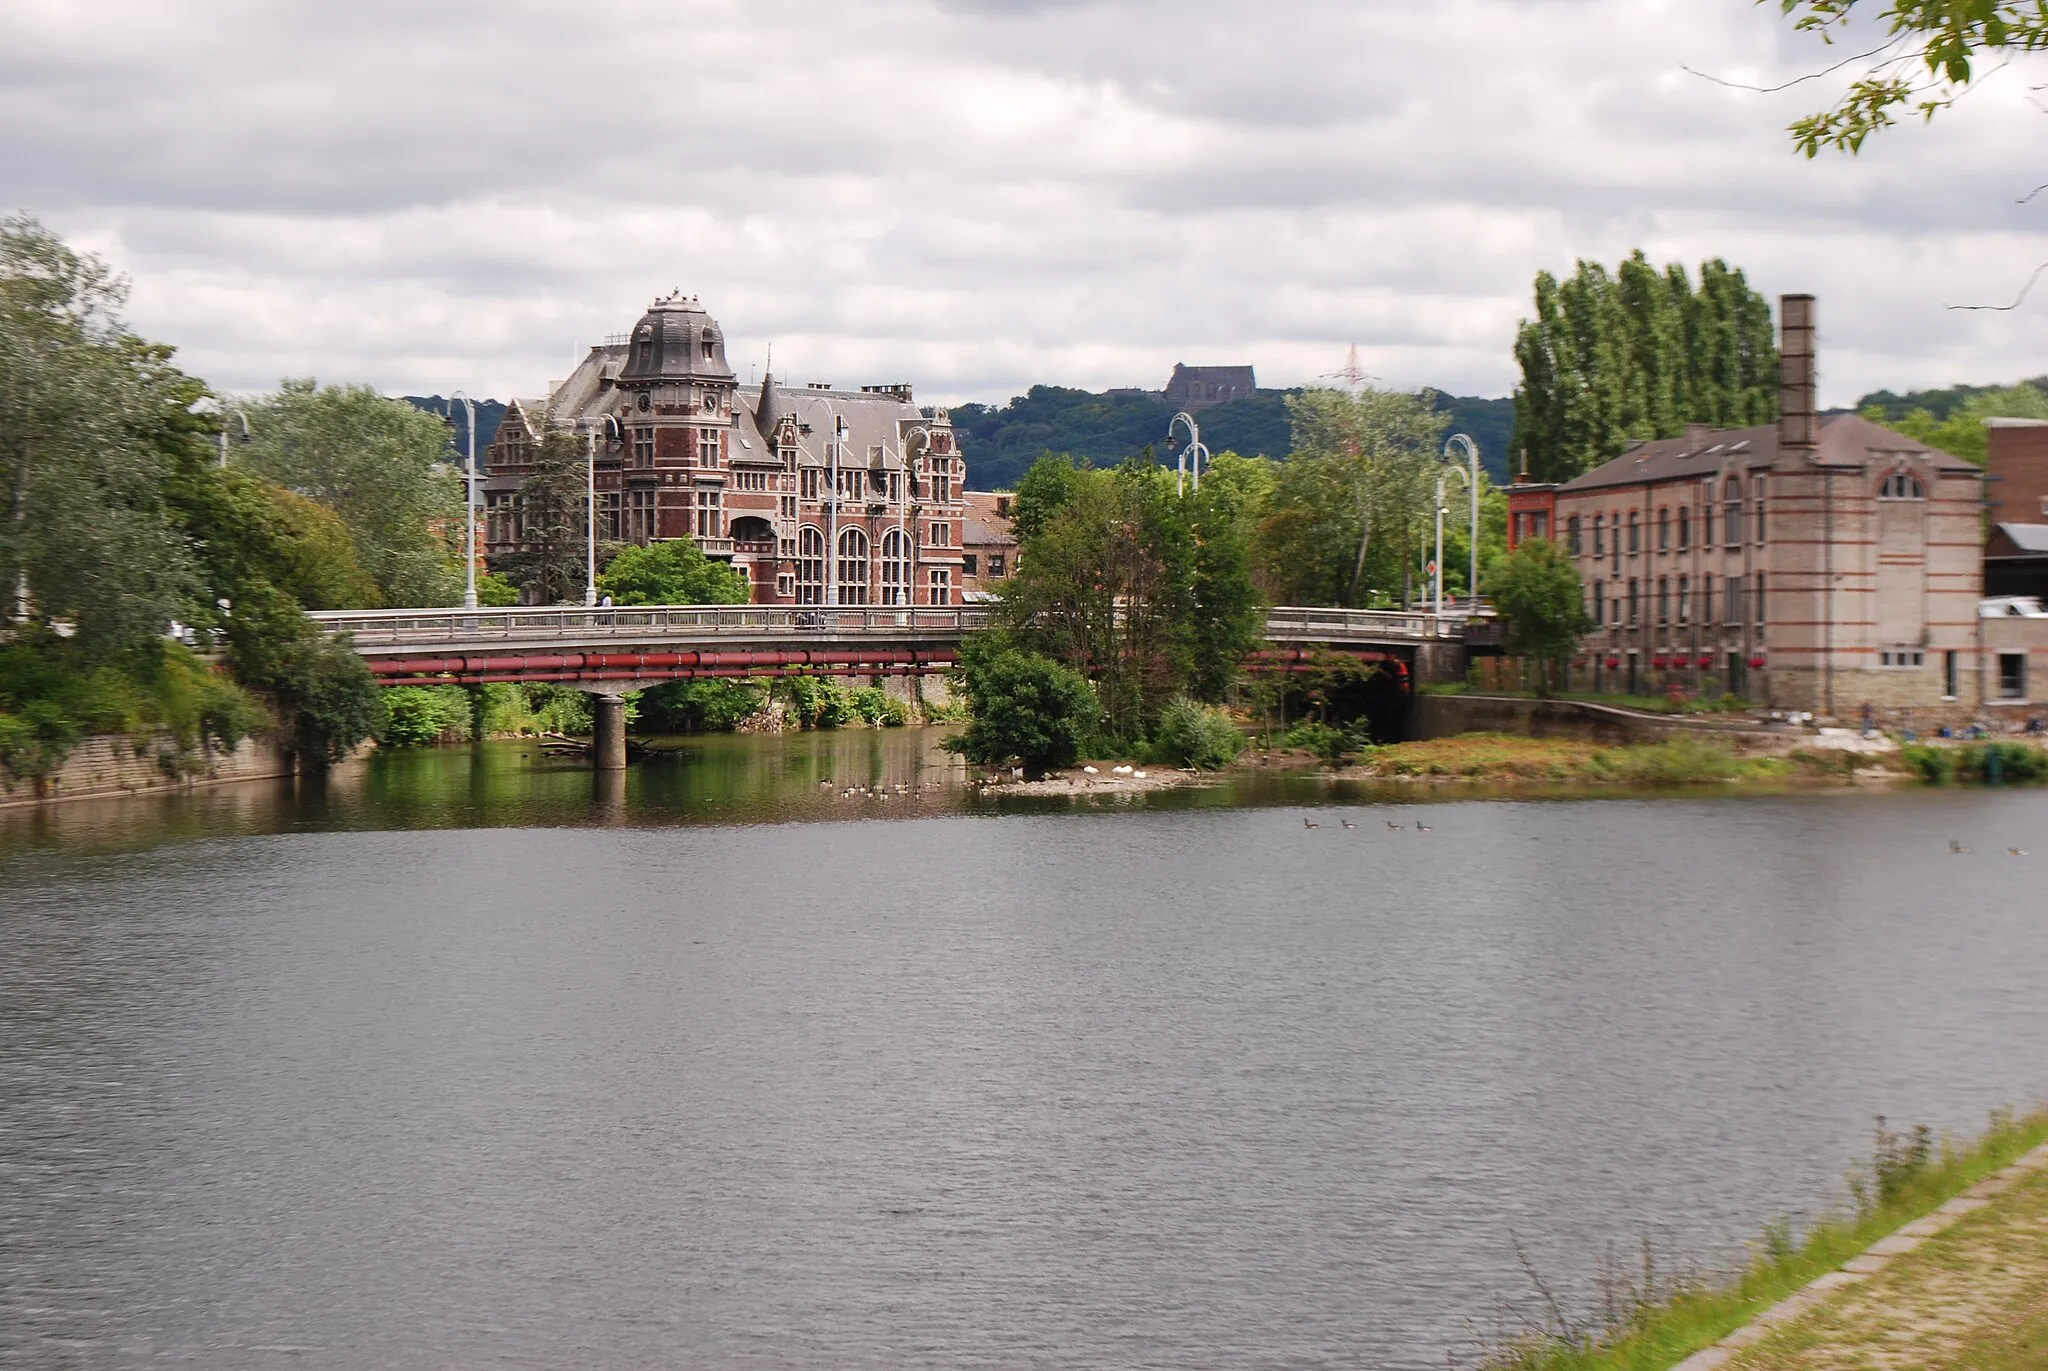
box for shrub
[1154,698,1246,770]
[1282,720,1348,764]
[637,678,768,733]
[777,674,858,729]
[377,685,473,747]
[1901,742,1957,784]
[850,686,909,727]
[946,644,1099,773]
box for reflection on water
[4,733,2048,1369]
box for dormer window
[701,332,717,361]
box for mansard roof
[1556,413,1979,495]
[619,292,735,384]
[765,385,944,471]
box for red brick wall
[1989,424,2048,526]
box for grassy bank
[1480,1107,2048,1371]
[1422,683,1751,716]
[1340,733,1871,786]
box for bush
[946,643,1099,773]
[637,678,767,733]
[777,674,858,729]
[1900,741,2048,785]
[1282,720,1349,765]
[850,685,909,727]
[1155,698,1245,770]
[1901,742,1957,784]
[377,685,473,747]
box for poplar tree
[1512,252,1777,481]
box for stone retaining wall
[1408,692,1787,748]
[0,732,295,809]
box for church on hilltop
[482,293,974,607]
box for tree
[597,538,751,606]
[238,379,464,607]
[946,639,1100,773]
[1491,538,1592,696]
[1862,381,2048,462]
[1261,386,1445,607]
[1513,254,1776,482]
[1183,455,1268,700]
[1,215,202,659]
[499,429,589,605]
[1771,2,2048,155]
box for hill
[951,386,1515,491]
[1855,377,2048,424]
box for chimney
[1778,294,1817,453]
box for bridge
[310,604,1494,689]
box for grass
[1348,732,1822,785]
[1479,1107,2048,1371]
[1421,683,1751,716]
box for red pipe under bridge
[310,605,1486,688]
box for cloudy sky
[6,0,2048,408]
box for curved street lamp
[1443,433,1481,609]
[192,396,251,468]
[1433,462,1471,618]
[583,414,623,607]
[1166,411,1210,496]
[447,390,479,610]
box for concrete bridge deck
[309,604,1492,687]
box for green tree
[476,570,522,606]
[1,214,202,659]
[500,429,589,605]
[1513,253,1777,481]
[947,638,1100,773]
[1184,455,1268,700]
[1491,538,1593,696]
[1862,381,2048,462]
[597,537,751,605]
[238,379,463,607]
[1007,452,1083,543]
[1771,2,2048,154]
[1261,386,1445,607]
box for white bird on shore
[1082,765,1098,775]
[1133,771,1147,779]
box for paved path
[1676,1141,2048,1370]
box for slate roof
[1557,413,1979,494]
[1989,523,2048,557]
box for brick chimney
[1778,294,1817,453]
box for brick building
[1506,296,2005,713]
[482,294,968,606]
[958,490,1018,599]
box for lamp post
[1434,463,1470,617]
[1443,433,1481,608]
[900,425,934,610]
[828,414,848,607]
[193,397,251,468]
[1167,411,1209,496]
[448,390,479,610]
[583,415,622,608]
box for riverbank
[1334,733,1904,788]
[1480,1108,2048,1371]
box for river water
[3,729,2046,1369]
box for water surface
[3,737,2045,1368]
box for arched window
[1880,471,1925,500]
[796,526,825,605]
[1722,477,1743,548]
[837,526,870,605]
[880,528,912,605]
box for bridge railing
[1264,606,1480,641]
[308,604,995,644]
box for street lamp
[1434,463,1470,618]
[900,425,935,610]
[583,414,622,607]
[1166,411,1209,496]
[192,396,251,467]
[1443,433,1481,608]
[448,390,479,610]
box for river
[3,728,2046,1369]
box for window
[1723,478,1742,548]
[928,567,952,606]
[779,494,797,521]
[1677,506,1690,551]
[1567,516,1583,556]
[732,470,771,492]
[1702,576,1714,625]
[880,528,912,605]
[598,491,622,541]
[796,527,825,604]
[837,526,870,604]
[801,468,822,499]
[932,473,953,503]
[990,553,1007,578]
[1999,652,2027,700]
[1656,577,1669,626]
[1944,649,1960,699]
[1593,515,1605,557]
[1677,575,1690,624]
[1879,648,1926,668]
[701,332,716,361]
[1724,575,1742,625]
[777,572,794,598]
[929,521,950,548]
[1626,579,1639,626]
[1657,507,1669,552]
[628,489,656,544]
[1753,477,1767,543]
[1703,501,1714,549]
[1531,511,1549,540]
[698,428,720,469]
[695,487,721,539]
[1627,511,1640,554]
[963,553,979,576]
[1591,579,1605,626]
[1754,572,1766,625]
[1880,471,1925,500]
[633,427,655,468]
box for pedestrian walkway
[1703,1143,2048,1370]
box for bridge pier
[1411,641,1469,689]
[592,694,629,771]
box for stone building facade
[482,294,968,606]
[1507,296,2004,714]
[1163,363,1256,410]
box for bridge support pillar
[1412,642,1469,689]
[593,694,629,771]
